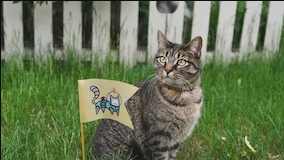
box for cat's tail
[90,85,100,104]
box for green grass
[1,48,284,160]
[177,51,284,159]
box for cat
[90,85,121,115]
[92,30,203,160]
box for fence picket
[239,1,262,58]
[191,1,211,62]
[34,2,53,59]
[147,1,167,62]
[165,1,185,45]
[3,1,24,58]
[119,1,139,66]
[215,1,237,62]
[263,1,284,56]
[93,1,111,62]
[63,1,82,52]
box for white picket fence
[1,1,284,66]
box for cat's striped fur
[93,30,203,160]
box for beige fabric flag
[78,79,139,130]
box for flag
[78,78,139,129]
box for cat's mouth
[160,71,178,87]
[158,71,195,91]
[161,77,174,84]
[161,69,175,78]
[160,77,185,91]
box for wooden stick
[80,123,86,160]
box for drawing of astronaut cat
[90,85,121,116]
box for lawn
[1,49,283,160]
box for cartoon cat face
[110,95,120,106]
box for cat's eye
[177,59,187,66]
[158,56,167,63]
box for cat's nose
[165,68,173,74]
[164,64,173,74]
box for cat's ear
[157,30,171,50]
[186,36,202,58]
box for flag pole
[81,122,86,160]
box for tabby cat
[93,30,203,160]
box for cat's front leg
[152,150,169,160]
[168,143,180,160]
[144,133,171,160]
[144,139,169,160]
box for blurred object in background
[156,1,179,13]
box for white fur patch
[181,92,190,99]
[168,72,174,78]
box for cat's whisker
[147,76,159,94]
[153,77,159,88]
[176,80,184,91]
[179,76,195,89]
[177,77,195,91]
[171,75,181,90]
[183,80,195,91]
[179,80,189,91]
[145,74,158,81]
[181,82,189,91]
[174,75,194,91]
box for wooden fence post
[3,1,24,59]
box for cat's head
[154,30,202,91]
[110,95,120,106]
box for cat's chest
[145,87,202,137]
[169,103,202,141]
[152,91,202,125]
